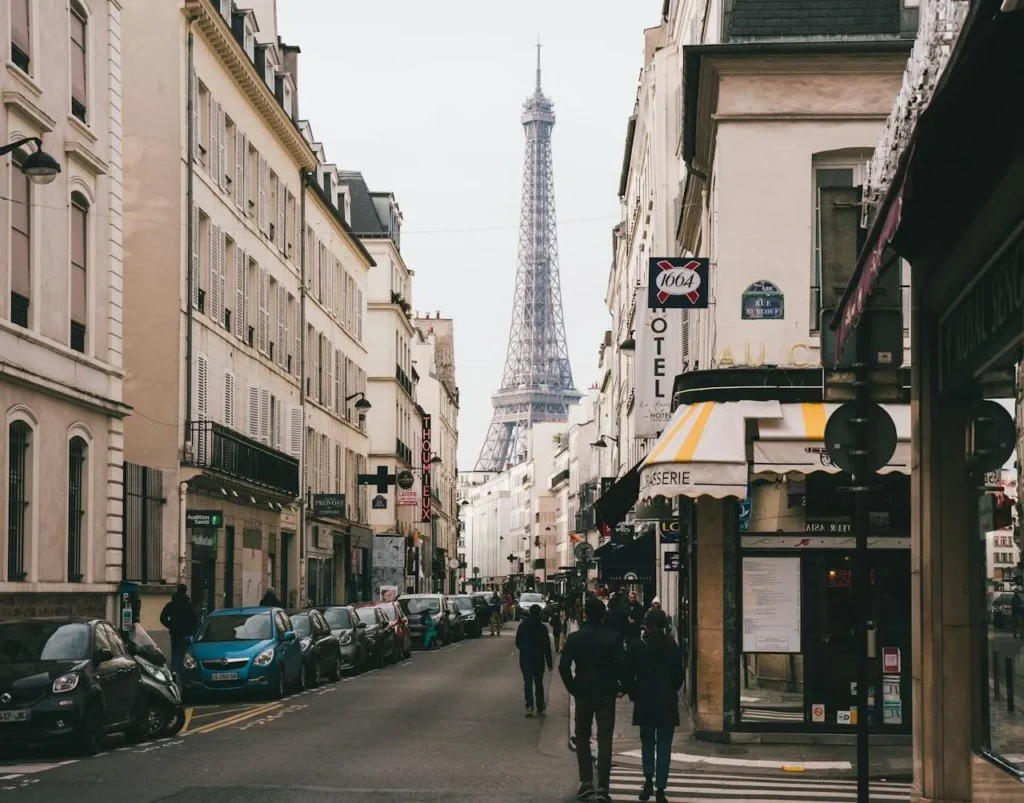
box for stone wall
[0,592,109,620]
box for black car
[446,600,466,641]
[451,595,482,637]
[288,610,343,686]
[353,605,396,667]
[0,617,144,754]
[321,605,368,674]
[399,594,450,647]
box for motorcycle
[126,627,185,738]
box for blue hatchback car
[179,607,304,699]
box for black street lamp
[345,391,372,411]
[591,434,619,448]
[0,137,61,185]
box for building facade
[460,470,510,588]
[0,0,131,619]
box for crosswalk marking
[607,766,911,801]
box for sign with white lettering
[741,280,784,320]
[421,415,432,524]
[648,257,710,309]
[636,293,684,437]
[939,230,1024,391]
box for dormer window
[264,59,275,90]
[282,82,292,117]
[219,0,231,21]
[243,23,254,60]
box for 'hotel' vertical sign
[421,415,432,523]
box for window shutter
[191,205,200,309]
[217,231,226,328]
[292,297,301,377]
[224,371,235,429]
[257,265,269,354]
[334,350,342,415]
[325,340,333,411]
[196,355,209,421]
[335,442,343,494]
[276,284,286,368]
[277,183,285,251]
[312,432,322,493]
[209,224,221,324]
[340,268,347,327]
[235,130,245,209]
[356,288,363,342]
[313,238,321,301]
[259,388,271,445]
[258,156,269,233]
[218,105,228,192]
[191,74,199,163]
[313,331,321,402]
[209,100,219,181]
[234,247,245,340]
[274,398,283,452]
[247,386,260,440]
[347,274,355,331]
[288,406,303,460]
[243,138,252,215]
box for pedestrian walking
[559,596,627,803]
[650,596,673,638]
[159,584,198,676]
[259,586,283,607]
[551,607,564,653]
[489,603,503,636]
[625,608,684,803]
[422,610,439,649]
[603,592,629,647]
[1013,588,1024,637]
[516,605,553,716]
[624,590,645,643]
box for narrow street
[0,630,576,803]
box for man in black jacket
[559,597,626,803]
[160,584,198,675]
[515,605,553,716]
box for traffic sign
[823,402,896,475]
[574,542,595,562]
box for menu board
[742,556,801,653]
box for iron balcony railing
[396,363,413,396]
[185,420,299,497]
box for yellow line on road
[178,707,194,735]
[187,704,256,722]
[188,702,282,735]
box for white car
[515,592,547,621]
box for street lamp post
[0,137,61,184]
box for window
[122,462,163,583]
[197,211,210,314]
[10,0,30,73]
[70,194,88,353]
[246,142,257,215]
[268,171,279,242]
[198,82,211,166]
[10,156,30,328]
[7,420,31,581]
[67,436,86,581]
[70,2,88,123]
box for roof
[727,0,902,40]
[336,171,387,236]
[307,179,376,268]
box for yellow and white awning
[752,403,911,477]
[640,400,781,500]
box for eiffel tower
[475,45,580,472]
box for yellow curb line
[186,704,258,722]
[781,765,806,773]
[187,702,282,735]
[178,707,194,735]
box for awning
[640,400,781,500]
[753,403,910,477]
[594,459,644,531]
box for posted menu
[742,556,801,653]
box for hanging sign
[664,551,681,571]
[741,280,784,320]
[647,257,709,309]
[635,290,684,437]
[421,414,432,523]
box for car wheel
[271,669,286,700]
[139,698,167,739]
[296,663,308,692]
[77,699,103,756]
[328,654,343,682]
[163,708,185,737]
[308,657,321,688]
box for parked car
[451,595,481,637]
[320,605,368,674]
[0,617,145,754]
[288,609,343,686]
[179,607,304,700]
[471,591,501,624]
[353,605,396,667]
[990,592,1015,627]
[399,594,450,647]
[515,592,547,621]
[374,601,412,660]
[446,600,466,641]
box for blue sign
[741,280,784,320]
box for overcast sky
[278,1,664,469]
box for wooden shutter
[258,156,269,233]
[247,386,260,440]
[325,340,333,411]
[292,295,300,377]
[312,431,321,493]
[274,398,283,452]
[313,331,321,403]
[288,406,303,460]
[277,284,286,368]
[340,267,347,327]
[218,105,228,191]
[335,443,343,494]
[191,74,199,163]
[209,100,219,182]
[234,248,245,339]
[209,224,221,324]
[277,183,285,251]
[243,138,252,215]
[356,288,363,342]
[257,265,269,354]
[259,388,271,445]
[191,205,200,309]
[223,371,235,429]
[217,231,226,328]
[312,237,321,301]
[334,350,342,415]
[196,355,209,420]
[234,130,245,209]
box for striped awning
[752,403,911,477]
[640,400,781,500]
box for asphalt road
[0,626,578,803]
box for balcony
[185,420,300,497]
[396,363,413,396]
[396,438,413,465]
[549,468,569,491]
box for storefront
[829,1,1024,796]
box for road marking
[178,706,194,735]
[187,702,282,734]
[0,761,79,774]
[618,748,852,771]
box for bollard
[994,651,1001,700]
[1006,657,1015,713]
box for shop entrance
[190,542,216,620]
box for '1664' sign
[648,258,710,309]
[421,414,432,523]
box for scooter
[126,637,185,738]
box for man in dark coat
[603,593,629,646]
[624,608,684,802]
[624,590,645,643]
[559,597,627,803]
[515,605,553,716]
[259,587,283,607]
[160,584,198,675]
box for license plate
[209,671,239,681]
[0,709,29,723]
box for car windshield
[356,607,378,625]
[401,597,440,615]
[0,622,91,663]
[323,608,353,630]
[520,594,544,604]
[197,613,273,642]
[289,614,311,637]
[454,598,473,610]
[377,606,397,622]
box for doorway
[190,543,216,620]
[223,525,235,608]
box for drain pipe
[297,169,309,605]
[178,481,189,583]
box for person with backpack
[624,608,685,802]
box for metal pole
[184,19,196,437]
[853,482,870,803]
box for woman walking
[625,608,684,802]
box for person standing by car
[260,586,283,607]
[559,597,627,803]
[421,609,439,649]
[160,584,198,675]
[625,608,684,803]
[516,605,553,716]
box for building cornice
[185,0,316,171]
